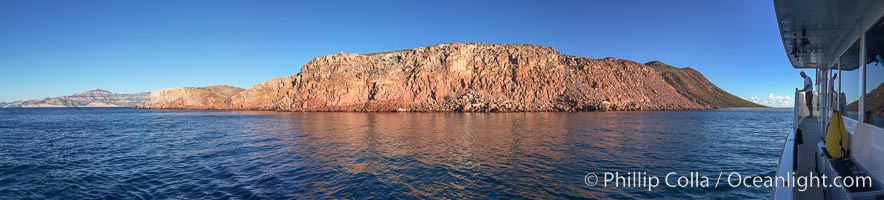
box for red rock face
[220,43,704,112]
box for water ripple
[0,108,790,199]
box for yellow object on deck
[826,111,850,158]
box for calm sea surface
[0,108,791,199]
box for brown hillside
[645,61,764,108]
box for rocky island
[136,43,762,112]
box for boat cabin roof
[774,0,883,69]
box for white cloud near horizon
[744,93,794,107]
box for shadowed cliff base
[137,42,755,112]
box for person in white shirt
[801,71,813,116]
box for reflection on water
[0,108,790,199]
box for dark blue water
[0,108,791,199]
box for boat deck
[795,116,824,200]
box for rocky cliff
[134,86,244,110]
[0,89,150,108]
[140,43,732,112]
[644,61,764,108]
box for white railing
[770,128,795,200]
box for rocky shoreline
[136,42,762,112]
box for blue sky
[0,0,801,104]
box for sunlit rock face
[224,42,703,112]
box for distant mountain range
[0,89,149,108]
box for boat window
[839,40,861,121]
[863,16,884,128]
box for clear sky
[0,0,803,104]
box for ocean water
[0,108,791,199]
